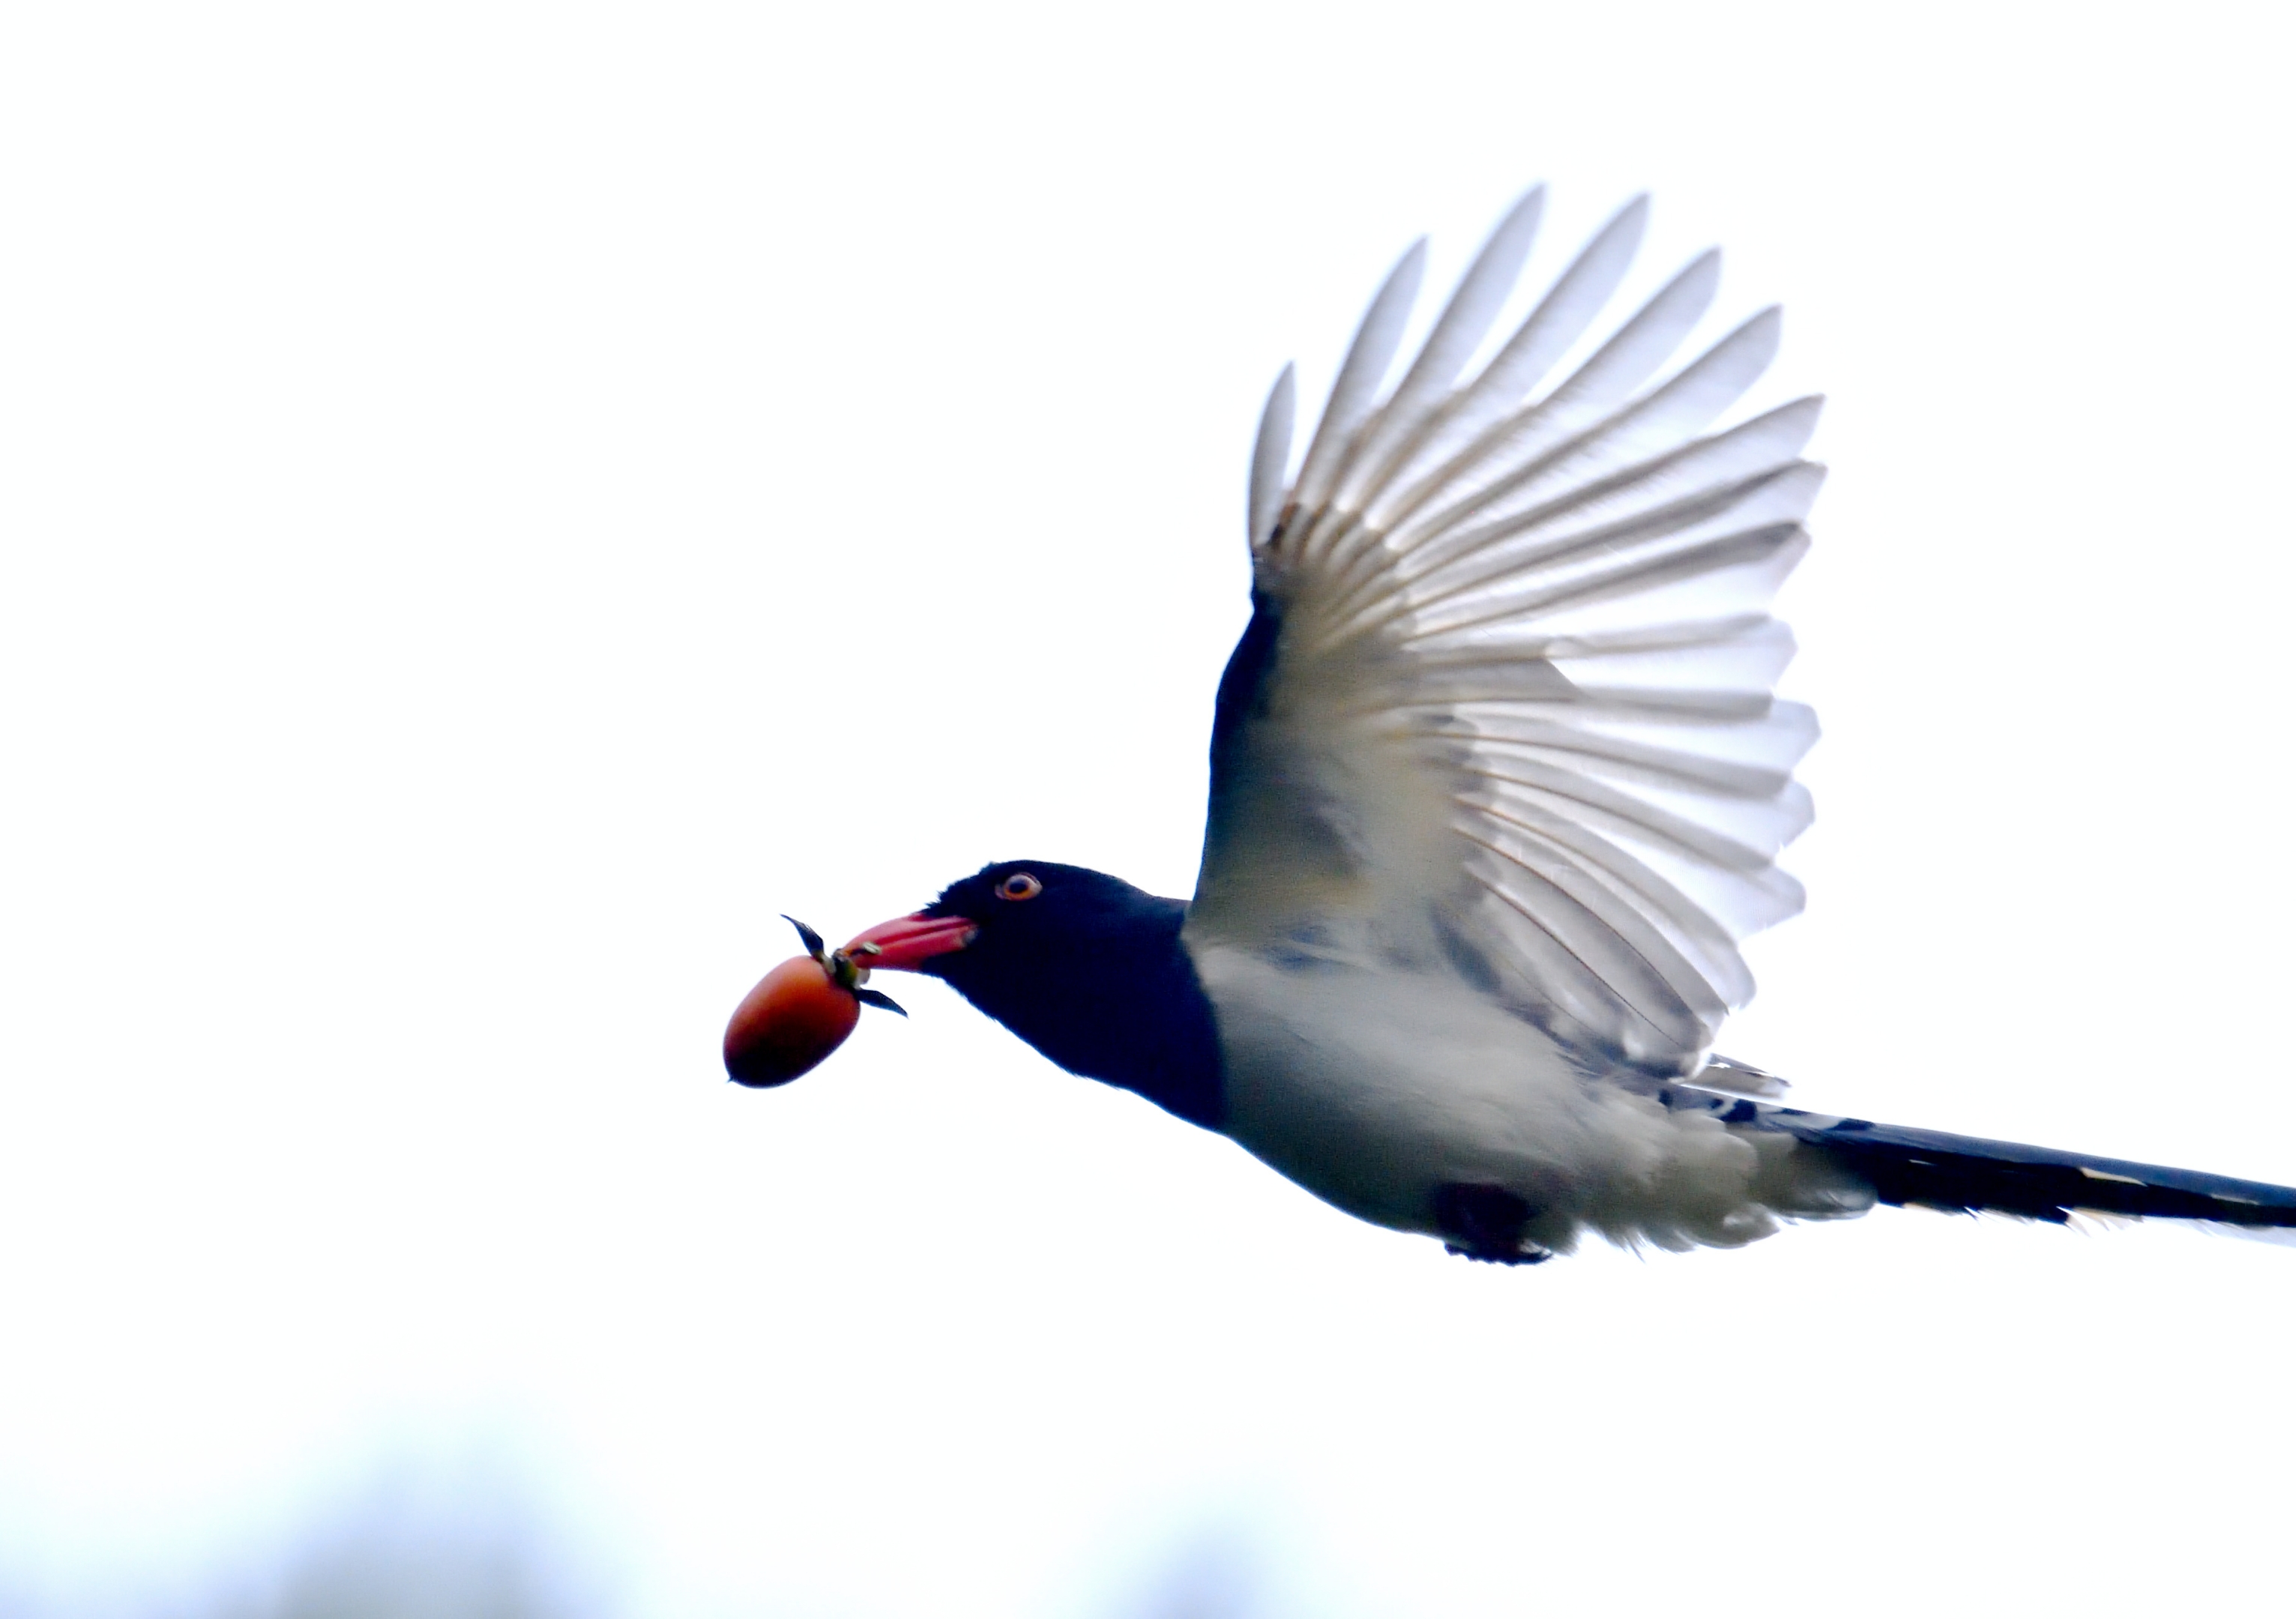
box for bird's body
[734,188,2296,1261]
[1188,933,1866,1255]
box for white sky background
[4,2,2293,1615]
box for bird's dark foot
[1443,1242,1552,1265]
[1432,1183,1551,1265]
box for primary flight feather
[726,189,2296,1262]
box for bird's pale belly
[1183,941,1839,1255]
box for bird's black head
[840,860,1225,1128]
[912,860,1178,975]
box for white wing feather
[1190,198,1821,1081]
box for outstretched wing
[1188,190,1822,1082]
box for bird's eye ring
[998,872,1043,901]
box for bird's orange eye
[998,872,1043,901]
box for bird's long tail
[1661,1085,2296,1232]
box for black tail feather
[1661,1085,2296,1229]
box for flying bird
[725,190,2296,1262]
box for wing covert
[1190,191,1822,1081]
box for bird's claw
[1442,1242,1552,1266]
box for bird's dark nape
[1662,1087,2296,1230]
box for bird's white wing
[1189,190,1821,1082]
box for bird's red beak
[841,911,977,971]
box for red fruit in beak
[723,955,861,1088]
